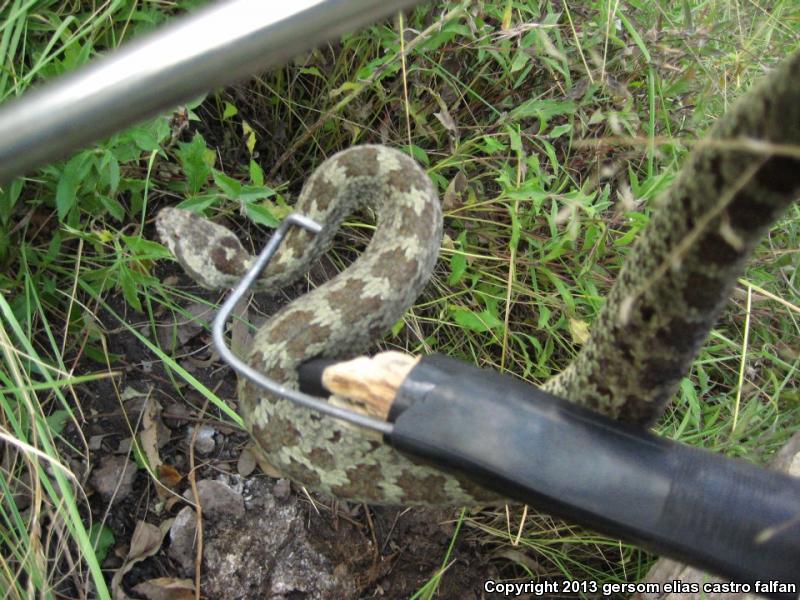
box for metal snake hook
[212,212,395,436]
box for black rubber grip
[297,357,338,398]
[388,354,800,597]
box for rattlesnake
[157,50,800,505]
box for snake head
[156,207,252,289]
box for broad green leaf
[56,153,91,220]
[238,184,275,203]
[105,152,120,193]
[213,170,242,198]
[176,194,218,212]
[549,123,572,138]
[245,203,279,228]
[449,250,467,285]
[177,133,214,193]
[509,99,576,129]
[448,230,468,285]
[406,145,430,166]
[98,195,125,221]
[0,178,23,225]
[122,235,171,259]
[510,50,529,73]
[129,127,159,151]
[249,160,265,186]
[452,307,503,333]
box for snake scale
[157,50,800,505]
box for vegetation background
[0,0,798,597]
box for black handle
[387,354,800,598]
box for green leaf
[680,378,701,429]
[249,160,264,186]
[508,203,520,251]
[56,153,90,221]
[222,101,238,119]
[617,12,651,62]
[549,123,572,138]
[88,524,115,563]
[509,99,576,129]
[406,145,430,166]
[177,133,214,193]
[449,251,467,285]
[238,184,275,203]
[98,195,125,221]
[129,127,159,151]
[122,235,171,259]
[45,231,63,264]
[84,344,122,365]
[0,178,23,225]
[537,304,551,329]
[132,437,149,469]
[478,136,506,155]
[448,231,468,285]
[105,153,120,193]
[510,50,530,73]
[213,170,242,198]
[118,267,142,312]
[176,194,218,212]
[451,307,503,333]
[46,409,71,434]
[539,267,575,312]
[245,203,279,228]
[390,318,405,337]
[507,125,522,155]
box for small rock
[201,478,355,598]
[89,435,106,451]
[115,437,133,454]
[188,425,216,454]
[177,302,215,345]
[168,506,197,574]
[90,456,137,503]
[273,479,291,500]
[162,402,192,428]
[237,448,257,477]
[183,480,245,519]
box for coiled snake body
[157,52,800,505]
[159,146,493,504]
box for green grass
[0,0,798,597]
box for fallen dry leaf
[111,520,171,600]
[158,464,183,488]
[569,318,590,345]
[140,397,164,471]
[443,171,468,210]
[90,455,137,504]
[131,577,195,600]
[251,445,284,478]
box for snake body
[157,51,800,505]
[158,145,493,504]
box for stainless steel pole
[0,0,423,184]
